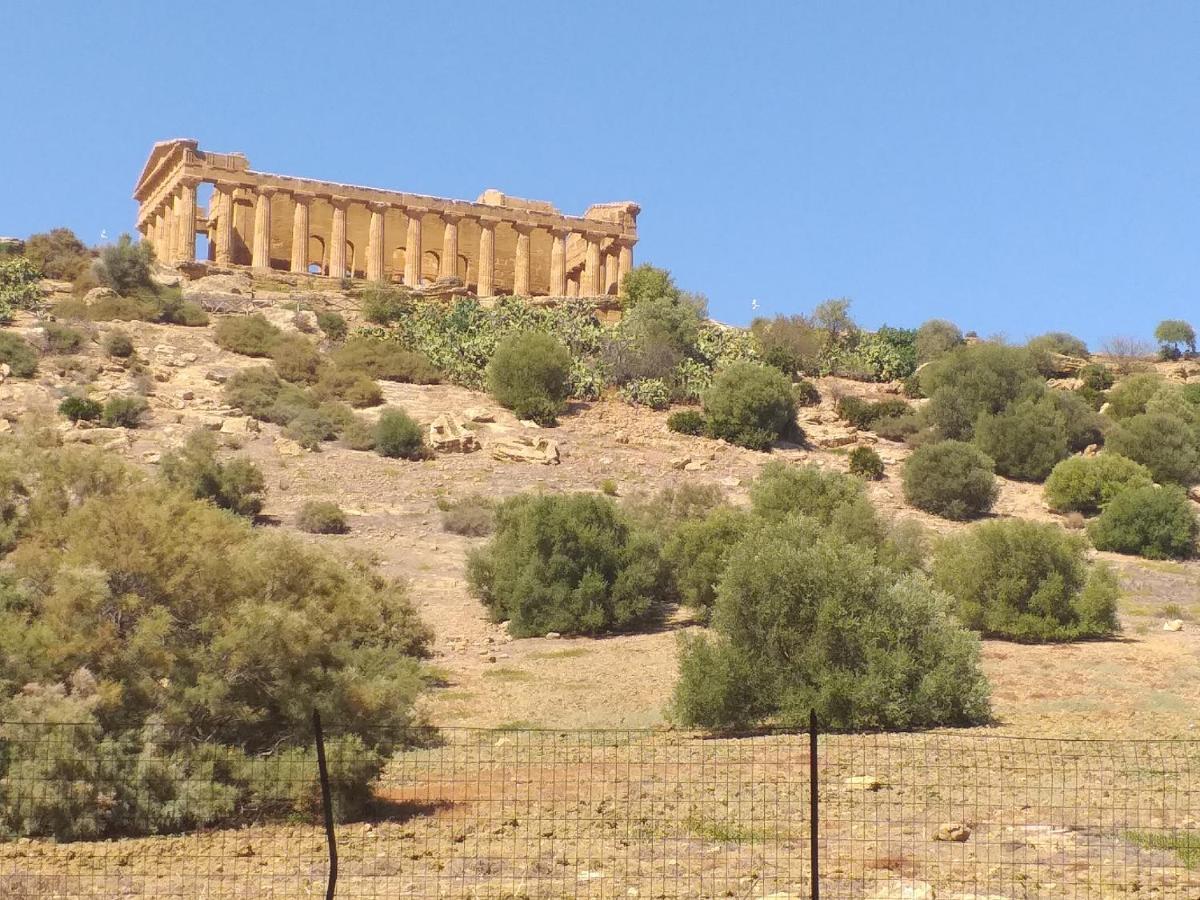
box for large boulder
[491,435,560,465]
[428,414,479,453]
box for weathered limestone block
[220,416,260,436]
[84,287,119,306]
[428,414,479,453]
[491,435,560,465]
[933,822,972,842]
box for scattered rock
[83,286,118,306]
[671,457,691,470]
[61,427,129,449]
[518,419,541,429]
[1083,443,1100,458]
[205,367,237,384]
[545,632,561,640]
[845,775,884,791]
[818,431,859,449]
[429,414,480,453]
[934,822,972,842]
[1163,619,1184,632]
[220,416,260,436]
[274,437,305,457]
[461,407,496,423]
[492,435,560,465]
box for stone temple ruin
[132,139,639,297]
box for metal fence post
[313,709,338,900]
[810,709,820,900]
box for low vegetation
[487,331,572,425]
[296,500,350,534]
[159,430,267,517]
[374,407,428,460]
[1044,454,1154,515]
[1088,485,1198,560]
[902,441,998,520]
[702,361,797,450]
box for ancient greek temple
[132,139,639,297]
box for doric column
[327,196,349,278]
[513,224,533,295]
[214,184,235,266]
[618,239,633,286]
[476,216,497,297]
[251,187,275,271]
[566,272,579,297]
[549,228,567,296]
[177,178,199,264]
[169,193,186,264]
[404,207,426,286]
[583,232,602,295]
[367,202,387,282]
[289,192,312,274]
[440,213,461,279]
[605,246,622,294]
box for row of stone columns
[144,179,633,295]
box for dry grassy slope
[1,311,1198,739]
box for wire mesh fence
[0,719,1197,898]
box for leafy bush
[375,408,427,460]
[1105,373,1163,420]
[284,409,339,450]
[749,461,883,544]
[1088,485,1198,559]
[340,416,377,451]
[360,283,411,325]
[848,445,885,480]
[915,319,963,363]
[1155,320,1196,357]
[662,506,752,618]
[332,336,440,383]
[0,256,43,321]
[1044,453,1155,515]
[58,396,101,422]
[619,264,682,309]
[214,314,282,357]
[487,331,572,425]
[160,430,266,517]
[842,326,919,382]
[1048,388,1104,453]
[101,395,148,428]
[98,234,155,295]
[671,518,990,731]
[612,293,702,382]
[903,441,998,520]
[667,409,707,436]
[1079,363,1115,392]
[751,314,823,376]
[920,343,1042,440]
[314,367,383,407]
[43,322,86,354]
[296,500,349,534]
[440,494,496,536]
[0,332,38,377]
[103,330,134,358]
[973,394,1069,481]
[22,228,91,281]
[932,520,1119,641]
[1027,332,1090,374]
[271,333,325,384]
[317,310,348,341]
[835,396,911,431]
[792,379,820,406]
[624,482,727,541]
[467,493,665,637]
[1106,413,1200,485]
[157,295,209,327]
[224,366,289,419]
[703,362,796,451]
[619,377,670,409]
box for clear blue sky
[3,1,1198,346]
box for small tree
[374,408,427,460]
[0,256,43,321]
[848,445,885,480]
[1154,320,1196,358]
[749,461,883,545]
[662,506,751,618]
[902,441,998,520]
[160,429,266,517]
[467,493,665,637]
[98,234,155,295]
[1105,373,1163,420]
[751,314,823,375]
[920,343,1043,440]
[296,500,349,534]
[973,395,1069,481]
[486,331,572,425]
[1088,484,1198,559]
[1044,453,1154,515]
[22,228,91,281]
[618,264,680,308]
[702,361,796,451]
[931,520,1119,642]
[1106,412,1200,486]
[915,319,964,363]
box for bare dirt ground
[2,309,1198,897]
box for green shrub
[340,415,377,451]
[214,314,282,357]
[1048,389,1104,453]
[101,395,148,428]
[224,366,287,419]
[157,296,209,327]
[22,228,91,281]
[1027,332,1090,374]
[1105,373,1162,420]
[375,408,427,460]
[284,409,339,450]
[973,394,1068,481]
[271,333,325,384]
[1088,485,1198,559]
[467,493,665,637]
[42,322,86,354]
[0,333,38,377]
[0,257,43,322]
[58,396,102,422]
[103,330,134,358]
[296,500,349,534]
[671,518,990,731]
[317,310,347,341]
[667,409,707,436]
[440,494,496,536]
[360,283,411,325]
[662,506,751,618]
[848,445,885,480]
[874,411,923,443]
[332,336,440,383]
[487,331,572,425]
[1106,413,1200,485]
[98,234,155,295]
[624,482,727,541]
[932,520,1119,641]
[314,367,383,407]
[1044,453,1155,515]
[915,319,963,363]
[1079,363,1115,392]
[836,396,911,431]
[619,264,682,309]
[160,429,266,517]
[1155,320,1196,357]
[750,461,883,545]
[614,294,702,378]
[703,361,796,451]
[792,379,820,406]
[903,441,998,520]
[751,314,823,376]
[63,293,157,322]
[920,343,1042,440]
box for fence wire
[0,722,1197,898]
